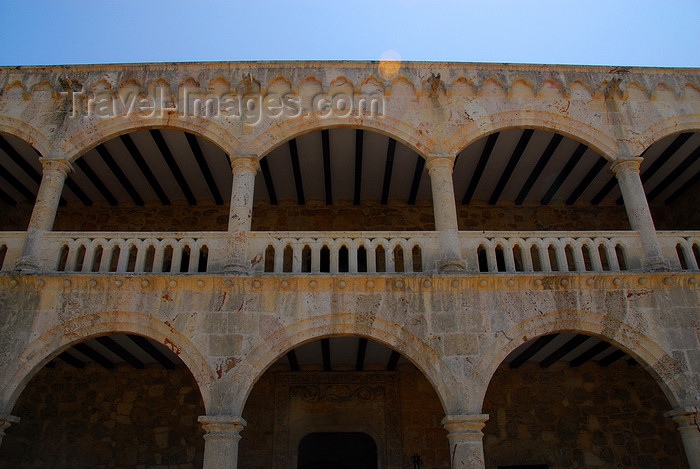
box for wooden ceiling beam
[150,129,196,205]
[289,139,305,205]
[380,138,397,205]
[515,133,563,205]
[186,133,223,205]
[120,134,170,205]
[463,132,499,205]
[95,143,144,205]
[322,129,332,205]
[489,129,533,205]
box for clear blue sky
[1,0,698,67]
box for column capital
[665,405,699,428]
[39,157,73,176]
[198,415,247,440]
[610,156,643,176]
[425,154,457,174]
[441,414,489,440]
[0,414,20,437]
[229,155,260,174]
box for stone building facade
[0,61,698,468]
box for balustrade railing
[460,231,644,273]
[0,230,696,275]
[658,232,700,271]
[246,232,438,274]
[0,232,25,272]
[43,232,229,274]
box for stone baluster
[666,406,700,468]
[15,158,72,272]
[611,157,667,270]
[426,155,465,272]
[0,415,20,447]
[225,155,259,272]
[442,414,489,468]
[198,415,246,469]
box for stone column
[0,415,20,447]
[611,157,666,270]
[426,155,465,272]
[666,406,700,468]
[198,415,246,469]
[15,158,72,272]
[225,156,259,272]
[442,414,489,468]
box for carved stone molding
[273,371,402,469]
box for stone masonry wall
[238,363,450,469]
[483,361,688,469]
[650,179,700,231]
[0,362,205,469]
[0,199,635,232]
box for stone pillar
[225,156,259,272]
[0,415,20,447]
[198,415,246,469]
[611,157,667,270]
[15,158,72,272]
[666,406,700,468]
[442,414,489,469]
[426,155,465,272]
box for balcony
[1,230,698,275]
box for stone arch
[636,114,700,155]
[0,116,52,157]
[249,113,435,160]
[445,110,619,161]
[470,310,696,414]
[59,115,243,162]
[0,311,214,415]
[228,313,459,416]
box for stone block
[208,334,243,356]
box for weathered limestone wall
[238,363,449,469]
[0,199,632,232]
[0,362,205,469]
[483,362,688,468]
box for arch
[636,114,700,155]
[471,310,696,413]
[0,116,52,157]
[230,313,459,416]
[60,115,243,162]
[249,113,435,160]
[0,311,214,415]
[445,110,619,161]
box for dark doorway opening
[298,432,378,469]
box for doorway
[298,432,378,469]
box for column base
[438,258,466,273]
[0,415,20,446]
[13,256,41,272]
[644,257,669,272]
[223,261,248,274]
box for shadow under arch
[0,116,52,157]
[229,313,459,416]
[636,114,700,156]
[60,115,243,162]
[471,310,696,414]
[0,311,215,415]
[248,113,436,161]
[444,110,619,162]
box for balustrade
[0,230,696,275]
